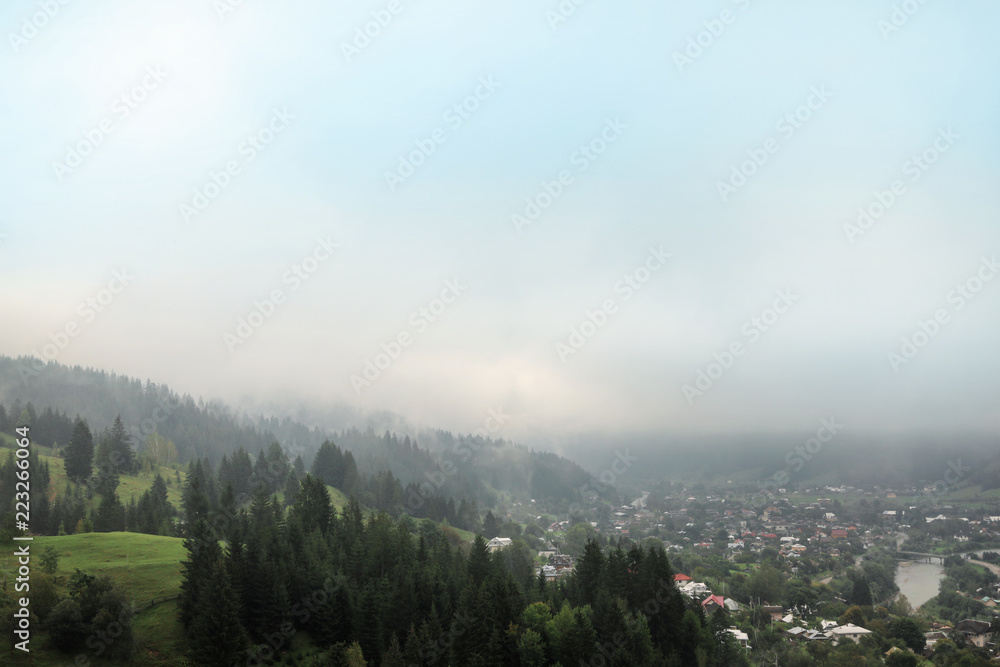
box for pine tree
[252,447,273,493]
[382,632,405,666]
[97,415,136,473]
[402,624,424,665]
[187,559,248,665]
[182,459,212,527]
[94,494,125,532]
[22,404,36,428]
[468,535,491,588]
[179,485,218,629]
[64,418,94,482]
[151,473,169,510]
[575,539,604,606]
[311,440,345,487]
[282,470,300,507]
[311,579,353,647]
[849,575,874,607]
[291,474,331,535]
[92,465,120,499]
[483,510,500,538]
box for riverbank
[967,558,1000,577]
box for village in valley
[495,479,1000,664]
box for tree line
[2,356,607,513]
[178,465,746,666]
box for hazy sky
[3,0,999,446]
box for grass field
[326,483,350,511]
[0,532,186,607]
[0,434,480,664]
[0,433,188,510]
[132,598,187,665]
[0,532,188,666]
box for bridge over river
[894,550,948,563]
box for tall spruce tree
[64,418,94,483]
[105,415,136,473]
[187,559,248,665]
[482,510,501,538]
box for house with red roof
[702,595,727,614]
[674,573,692,583]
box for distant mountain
[0,355,607,509]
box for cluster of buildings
[925,619,995,653]
[781,618,873,644]
[538,551,575,583]
[485,536,577,584]
[673,573,740,613]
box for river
[892,533,999,609]
[895,559,945,609]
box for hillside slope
[1,355,606,509]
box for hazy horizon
[4,0,1000,447]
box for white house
[679,581,711,599]
[955,619,994,648]
[726,628,750,648]
[830,624,872,643]
[486,537,512,552]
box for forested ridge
[0,355,606,511]
[0,376,743,665]
[178,461,744,665]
